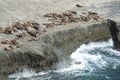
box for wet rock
[107,19,120,49]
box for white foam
[9,39,120,79]
[8,68,49,79]
[57,39,119,73]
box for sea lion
[13,22,25,30]
[3,27,12,34]
[80,15,89,22]
[87,12,100,21]
[76,4,83,7]
[43,23,55,28]
[44,13,58,18]
[25,26,38,37]
[27,30,38,37]
[12,27,18,33]
[4,45,14,52]
[59,18,68,25]
[10,39,19,46]
[16,32,26,39]
[88,11,97,15]
[26,22,32,26]
[67,10,77,14]
[1,40,10,44]
[28,37,38,41]
[32,22,40,30]
[62,12,72,17]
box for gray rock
[0,19,119,79]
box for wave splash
[9,39,120,80]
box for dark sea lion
[32,22,40,30]
[76,4,83,7]
[27,30,37,37]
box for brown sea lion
[4,45,14,52]
[3,27,12,34]
[10,39,19,46]
[1,39,10,44]
[16,32,26,39]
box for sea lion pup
[107,19,120,49]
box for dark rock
[107,19,120,49]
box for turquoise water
[9,39,120,80]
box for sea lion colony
[43,10,101,28]
[0,10,102,52]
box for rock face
[107,19,120,49]
[0,19,115,79]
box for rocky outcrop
[0,19,114,80]
[107,19,120,49]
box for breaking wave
[9,39,120,80]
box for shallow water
[8,39,120,80]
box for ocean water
[8,39,120,80]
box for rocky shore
[0,0,120,80]
[0,18,118,80]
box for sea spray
[9,39,120,80]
